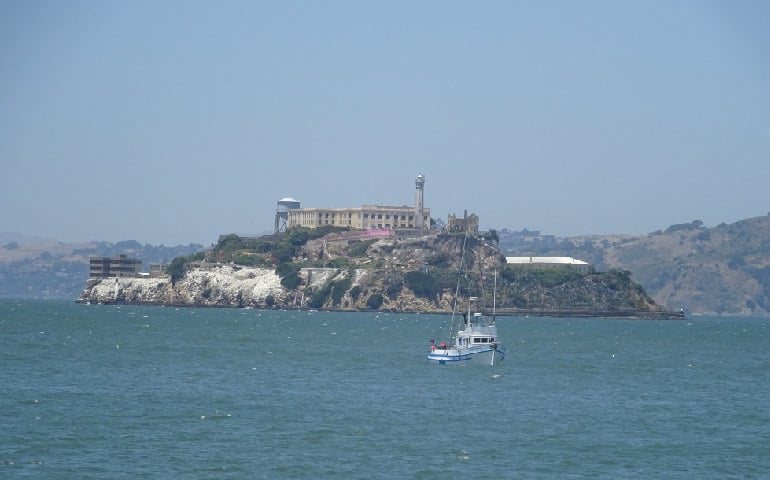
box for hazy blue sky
[2,1,769,246]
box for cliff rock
[79,265,285,307]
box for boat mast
[448,230,470,340]
[492,269,497,324]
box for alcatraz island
[77,175,682,319]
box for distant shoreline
[75,298,685,319]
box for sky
[2,0,769,246]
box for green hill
[499,214,770,315]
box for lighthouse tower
[414,174,425,229]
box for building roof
[506,256,590,265]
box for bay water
[1,300,768,479]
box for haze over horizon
[2,1,769,246]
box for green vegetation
[208,227,352,267]
[491,265,651,311]
[350,285,363,302]
[366,293,384,310]
[280,274,302,289]
[385,282,402,300]
[232,253,269,267]
[216,234,245,252]
[330,277,352,306]
[168,252,205,285]
[347,239,376,257]
[275,262,300,278]
[288,229,310,247]
[271,243,295,264]
[306,274,353,308]
[664,220,704,234]
[481,229,499,245]
[527,268,583,288]
[168,257,186,285]
[404,271,439,299]
[426,253,451,268]
[326,257,352,268]
[500,264,587,288]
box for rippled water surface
[2,301,769,479]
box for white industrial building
[506,256,592,274]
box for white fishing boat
[427,231,505,365]
[427,295,505,365]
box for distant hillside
[0,236,204,300]
[498,214,770,316]
[15,212,770,316]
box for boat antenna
[492,269,497,324]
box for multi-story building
[89,254,142,278]
[288,205,430,230]
[447,210,479,235]
[149,263,168,277]
[285,174,430,231]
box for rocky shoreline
[492,307,685,320]
[77,264,684,319]
[77,265,286,308]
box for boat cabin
[456,334,497,347]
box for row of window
[289,211,428,228]
[363,213,413,220]
[460,337,496,344]
[303,213,422,220]
[317,212,354,218]
[474,337,495,343]
[363,224,411,229]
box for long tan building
[288,205,430,230]
[285,174,430,231]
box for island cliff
[78,228,681,318]
[80,264,285,308]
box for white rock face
[79,265,286,307]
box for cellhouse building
[279,174,431,232]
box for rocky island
[77,227,682,318]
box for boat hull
[427,346,505,365]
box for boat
[427,295,505,365]
[426,233,505,365]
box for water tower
[275,197,301,233]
